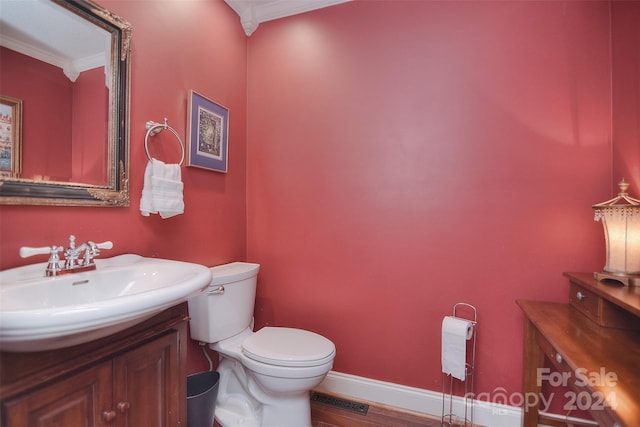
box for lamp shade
[593,180,640,278]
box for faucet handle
[95,241,113,250]
[20,246,64,276]
[20,246,61,258]
[82,241,113,265]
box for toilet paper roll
[441,316,474,381]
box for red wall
[0,0,248,373]
[611,0,640,189]
[1,0,637,412]
[71,67,108,185]
[246,0,614,402]
[1,47,72,180]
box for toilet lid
[242,327,335,367]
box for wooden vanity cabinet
[0,305,188,427]
[4,361,113,426]
[113,332,182,426]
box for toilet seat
[242,327,336,367]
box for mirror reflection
[0,0,131,206]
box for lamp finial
[618,178,630,196]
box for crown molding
[224,0,351,36]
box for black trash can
[187,371,220,427]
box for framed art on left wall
[0,95,22,178]
[187,90,229,173]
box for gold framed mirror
[0,0,131,206]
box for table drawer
[569,282,640,330]
[534,331,624,427]
[569,282,599,319]
[536,330,571,373]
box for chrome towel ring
[144,118,185,166]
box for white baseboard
[315,371,595,427]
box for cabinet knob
[102,409,117,422]
[117,401,131,413]
[576,291,586,301]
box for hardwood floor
[310,391,446,427]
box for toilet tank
[188,262,260,343]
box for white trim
[224,0,351,36]
[316,371,595,427]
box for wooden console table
[518,273,640,427]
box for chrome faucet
[20,235,113,277]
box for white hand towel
[139,159,184,218]
[140,160,155,216]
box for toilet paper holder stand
[441,302,477,427]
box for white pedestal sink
[0,254,212,352]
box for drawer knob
[103,409,117,422]
[555,353,563,364]
[576,291,586,301]
[117,401,131,413]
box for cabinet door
[3,362,112,427]
[113,332,180,427]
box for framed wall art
[0,95,22,178]
[187,90,228,173]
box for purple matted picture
[187,90,228,173]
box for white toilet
[188,262,336,427]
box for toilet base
[214,356,314,427]
[215,395,312,427]
[215,405,259,427]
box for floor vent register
[311,392,369,415]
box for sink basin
[0,254,212,352]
